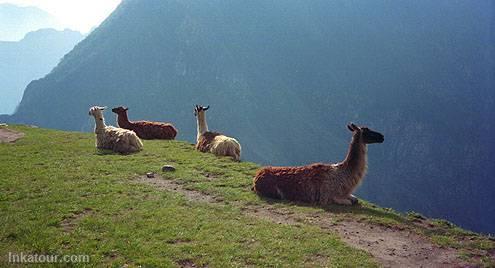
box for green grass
[0,126,376,267]
[1,125,494,267]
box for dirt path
[0,127,24,143]
[60,208,94,232]
[136,175,469,268]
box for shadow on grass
[95,149,142,156]
[95,149,117,155]
[258,196,410,226]
[322,203,409,225]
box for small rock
[146,172,155,178]
[162,165,176,172]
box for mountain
[0,3,61,41]
[5,0,495,234]
[0,28,84,114]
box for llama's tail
[229,138,241,161]
[230,144,241,161]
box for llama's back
[116,128,143,153]
[98,126,142,154]
[196,131,241,161]
[211,135,241,161]
[131,121,177,140]
[253,164,337,204]
[196,131,220,152]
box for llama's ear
[124,107,128,111]
[204,105,210,111]
[348,123,359,132]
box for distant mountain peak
[21,28,83,41]
[0,27,84,115]
[0,3,61,41]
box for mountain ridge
[0,28,84,114]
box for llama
[252,123,384,205]
[89,106,143,154]
[194,105,241,161]
[111,106,177,140]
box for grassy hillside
[0,126,493,267]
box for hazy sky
[0,0,121,33]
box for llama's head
[347,123,384,144]
[111,106,128,114]
[88,106,106,118]
[194,104,209,117]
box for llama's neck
[340,134,368,185]
[117,112,131,128]
[196,113,209,140]
[94,115,107,133]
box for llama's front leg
[332,197,353,206]
[348,194,359,205]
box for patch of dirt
[166,238,192,244]
[136,175,474,267]
[103,249,120,260]
[331,220,463,267]
[490,248,495,256]
[202,173,219,181]
[136,176,219,203]
[60,208,93,232]
[0,128,24,143]
[176,259,206,268]
[305,254,329,267]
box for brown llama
[252,123,384,205]
[194,105,241,161]
[111,106,177,140]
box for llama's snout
[377,134,384,143]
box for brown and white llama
[252,123,384,205]
[111,106,178,140]
[194,105,241,161]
